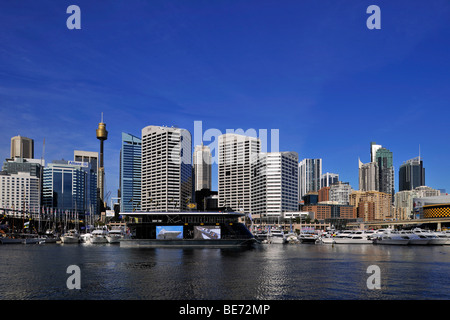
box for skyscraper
[42,160,89,214]
[193,144,212,191]
[370,142,382,163]
[320,172,339,188]
[298,158,322,201]
[10,135,34,159]
[252,152,299,219]
[141,126,192,212]
[0,171,40,213]
[218,133,260,214]
[74,150,98,214]
[119,132,141,212]
[358,159,379,191]
[399,157,425,191]
[375,147,395,198]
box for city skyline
[1,1,450,203]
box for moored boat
[398,230,429,245]
[89,227,108,244]
[372,229,410,245]
[333,230,373,244]
[106,228,125,244]
[60,229,80,244]
[0,234,23,244]
[268,227,285,244]
[298,233,318,244]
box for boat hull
[60,236,80,244]
[106,235,123,244]
[89,237,108,244]
[333,239,372,244]
[0,238,23,244]
[428,238,447,245]
[319,238,335,244]
[120,238,256,248]
[373,238,409,245]
[23,237,46,244]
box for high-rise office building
[74,151,98,174]
[0,171,40,212]
[358,159,379,191]
[141,126,192,212]
[375,147,395,199]
[42,160,90,214]
[298,158,322,201]
[218,133,260,214]
[252,152,298,218]
[10,135,34,159]
[399,157,425,191]
[2,158,43,179]
[193,144,212,192]
[74,150,98,214]
[320,172,339,188]
[119,133,141,212]
[370,142,382,163]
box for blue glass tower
[42,160,88,214]
[120,132,142,212]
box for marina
[2,210,450,300]
[1,240,450,300]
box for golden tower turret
[96,113,108,207]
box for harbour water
[1,243,450,300]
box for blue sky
[1,0,450,204]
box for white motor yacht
[333,230,373,244]
[372,229,410,245]
[284,233,300,244]
[80,233,92,243]
[298,233,318,244]
[89,227,108,244]
[106,228,125,244]
[60,229,80,244]
[440,231,450,245]
[413,228,445,245]
[398,230,429,245]
[432,231,450,245]
[268,228,285,244]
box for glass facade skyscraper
[42,160,90,214]
[375,147,395,199]
[298,158,322,201]
[399,157,425,191]
[120,132,142,212]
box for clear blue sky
[1,0,450,204]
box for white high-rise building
[370,142,382,163]
[298,158,322,201]
[321,172,339,188]
[252,152,299,218]
[218,133,260,214]
[329,181,354,205]
[141,126,192,212]
[358,159,379,191]
[0,171,40,212]
[193,144,212,191]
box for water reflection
[1,244,449,299]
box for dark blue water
[1,243,450,300]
